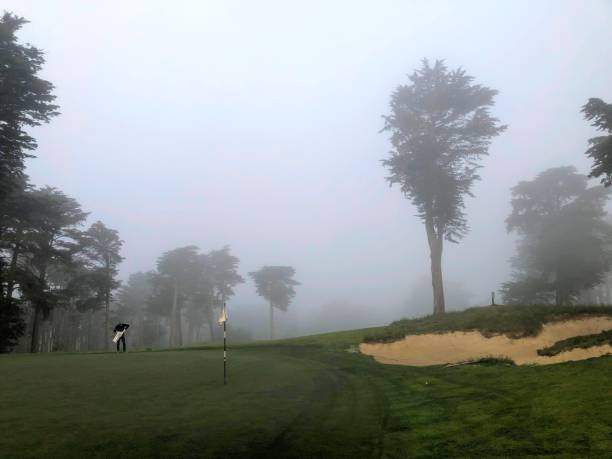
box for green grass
[364,304,612,343]
[2,321,612,458]
[538,329,612,356]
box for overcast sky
[6,0,612,335]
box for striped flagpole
[223,302,227,385]
[218,301,228,385]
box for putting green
[1,334,611,458]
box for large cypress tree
[75,221,124,350]
[0,12,59,201]
[381,59,505,314]
[0,12,58,351]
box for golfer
[113,323,130,352]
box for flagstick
[223,303,227,385]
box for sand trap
[359,317,612,366]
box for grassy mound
[538,329,612,356]
[363,304,612,343]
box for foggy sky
[6,0,612,336]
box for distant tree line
[117,249,300,348]
[0,12,301,352]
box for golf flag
[218,303,228,325]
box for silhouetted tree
[75,221,123,350]
[203,246,243,339]
[146,271,173,347]
[207,246,244,302]
[117,272,153,347]
[155,246,201,347]
[0,12,58,351]
[19,187,87,352]
[583,98,612,186]
[0,183,35,351]
[0,12,58,202]
[65,260,107,350]
[249,266,299,339]
[503,166,612,305]
[192,256,218,342]
[381,59,505,314]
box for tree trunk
[426,222,445,315]
[104,294,110,351]
[177,306,183,347]
[88,309,94,351]
[140,310,146,347]
[169,282,178,347]
[269,302,275,340]
[48,313,55,352]
[187,320,194,345]
[206,306,215,342]
[103,253,113,351]
[30,306,40,353]
[157,316,162,348]
[6,234,22,300]
[30,267,48,353]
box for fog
[6,0,612,338]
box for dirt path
[360,317,612,366]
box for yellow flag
[218,303,228,325]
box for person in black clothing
[113,323,130,352]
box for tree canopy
[502,166,612,305]
[583,98,612,186]
[0,12,59,201]
[249,266,299,339]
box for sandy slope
[360,317,612,366]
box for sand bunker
[359,317,612,366]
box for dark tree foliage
[249,266,299,339]
[117,272,155,347]
[146,245,244,345]
[206,245,244,301]
[0,296,24,351]
[0,12,58,351]
[0,182,34,351]
[381,59,505,314]
[74,221,124,349]
[0,12,59,201]
[155,245,201,347]
[582,98,612,186]
[18,187,88,351]
[503,167,612,305]
[197,246,243,341]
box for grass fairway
[2,331,612,458]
